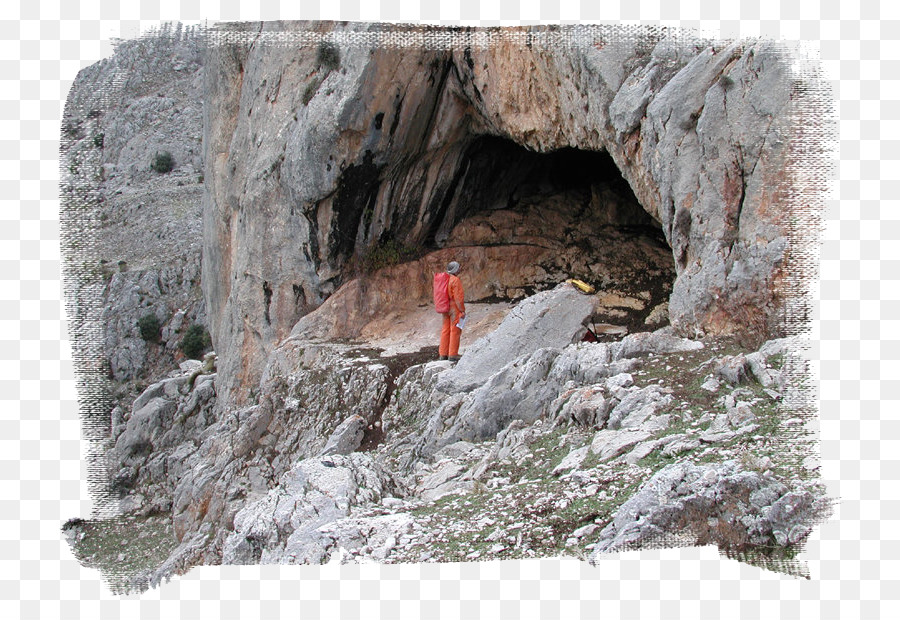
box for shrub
[360,239,418,273]
[180,323,210,360]
[92,133,104,148]
[317,41,340,72]
[137,314,161,342]
[150,151,174,174]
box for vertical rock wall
[201,24,809,407]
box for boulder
[222,453,398,565]
[437,284,597,394]
[606,385,674,430]
[319,415,367,456]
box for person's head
[447,261,461,275]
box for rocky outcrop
[437,283,599,393]
[72,272,828,589]
[588,459,830,558]
[222,453,400,564]
[102,257,205,381]
[202,24,808,408]
[107,356,218,516]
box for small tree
[180,323,210,360]
[151,150,174,173]
[137,313,161,342]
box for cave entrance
[430,135,677,333]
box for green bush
[361,240,418,273]
[150,151,174,174]
[92,133,104,148]
[137,314,161,342]
[180,323,210,360]
[317,41,340,72]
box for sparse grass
[63,515,178,594]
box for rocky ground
[64,284,829,593]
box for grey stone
[607,385,674,430]
[716,355,752,385]
[437,284,597,394]
[552,445,590,476]
[590,429,654,462]
[222,453,397,565]
[608,329,704,361]
[319,415,367,456]
[700,375,720,392]
[589,461,831,558]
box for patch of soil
[357,345,442,452]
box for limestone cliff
[202,23,806,408]
[61,23,831,592]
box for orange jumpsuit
[439,274,465,358]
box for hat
[447,261,460,275]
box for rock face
[107,359,219,516]
[202,23,804,407]
[222,453,400,564]
[436,283,599,394]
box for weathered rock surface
[60,23,831,592]
[107,360,218,516]
[319,415,367,456]
[588,460,831,558]
[222,453,399,564]
[62,24,207,385]
[202,24,806,409]
[437,283,599,394]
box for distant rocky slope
[60,23,831,592]
[61,23,206,390]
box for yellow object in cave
[566,279,595,294]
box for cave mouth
[429,135,677,332]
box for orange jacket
[448,274,465,316]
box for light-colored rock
[590,429,654,462]
[320,415,367,456]
[201,26,803,409]
[222,453,398,565]
[437,284,598,394]
[609,329,704,361]
[552,445,590,476]
[607,385,673,430]
[589,461,831,558]
[700,375,720,392]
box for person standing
[436,261,466,361]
